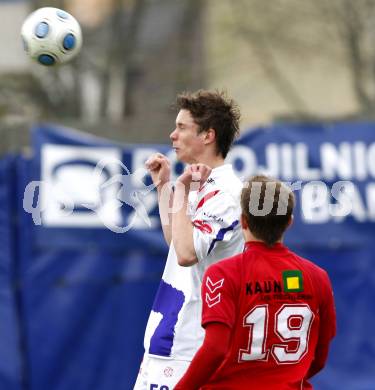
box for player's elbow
[174,243,198,266]
[307,360,325,379]
[177,255,198,267]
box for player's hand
[145,153,171,188]
[177,163,212,193]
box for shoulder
[205,252,243,279]
[208,165,243,196]
[198,181,241,212]
[203,254,242,297]
[195,187,239,218]
[296,254,332,288]
[299,256,327,275]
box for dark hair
[175,89,241,158]
[241,175,295,246]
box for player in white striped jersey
[133,90,244,390]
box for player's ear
[203,128,216,145]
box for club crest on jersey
[198,177,215,193]
[163,366,174,377]
[205,276,224,307]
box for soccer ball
[21,7,82,66]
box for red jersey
[200,241,336,390]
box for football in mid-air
[21,7,82,66]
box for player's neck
[195,153,225,169]
[242,229,283,245]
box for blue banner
[0,155,23,390]
[228,122,375,246]
[15,122,375,390]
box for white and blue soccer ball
[21,7,82,66]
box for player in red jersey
[175,175,336,390]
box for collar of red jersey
[244,241,286,252]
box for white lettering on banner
[26,139,374,229]
[227,141,375,224]
[263,143,279,177]
[228,142,375,181]
[321,142,353,180]
[353,142,367,180]
[280,143,293,180]
[295,143,320,180]
[124,143,375,226]
[368,144,375,178]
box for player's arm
[175,264,237,389]
[174,322,231,390]
[156,181,174,245]
[172,164,212,266]
[307,271,336,379]
[146,154,173,245]
[306,343,330,379]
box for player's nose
[170,128,178,141]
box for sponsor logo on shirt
[198,177,216,193]
[205,276,224,307]
[203,212,224,223]
[245,274,310,302]
[192,220,213,234]
[283,270,304,292]
[246,280,282,295]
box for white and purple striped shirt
[143,164,244,361]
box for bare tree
[0,0,204,147]
[25,0,146,123]
[229,0,375,119]
[326,0,375,114]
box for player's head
[171,90,240,160]
[240,175,295,246]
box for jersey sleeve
[317,269,336,343]
[201,263,237,329]
[192,190,241,263]
[307,269,336,378]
